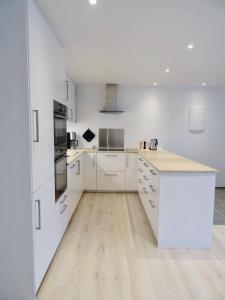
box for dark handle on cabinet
[35,200,41,230]
[60,194,68,204]
[150,170,157,176]
[76,160,80,175]
[143,175,148,181]
[149,200,156,208]
[60,204,67,214]
[105,173,118,176]
[149,185,156,192]
[33,110,39,142]
[143,187,148,194]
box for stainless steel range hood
[100,84,124,114]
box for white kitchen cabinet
[97,152,125,190]
[75,155,84,200]
[97,153,125,172]
[33,178,57,292]
[65,75,76,123]
[125,153,137,191]
[97,172,125,190]
[28,0,66,192]
[55,192,70,242]
[84,152,97,190]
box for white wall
[68,84,225,186]
[0,1,35,299]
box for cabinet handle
[144,163,149,167]
[138,179,142,183]
[149,200,156,208]
[138,157,143,161]
[149,185,156,192]
[143,187,148,194]
[93,154,96,167]
[150,170,157,176]
[105,154,118,157]
[33,110,39,142]
[60,204,67,214]
[35,200,41,230]
[70,108,73,122]
[138,168,143,172]
[76,160,80,175]
[126,155,129,167]
[69,163,76,169]
[65,80,69,101]
[60,194,68,204]
[104,173,118,176]
[143,175,148,181]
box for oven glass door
[55,155,67,201]
[54,114,67,147]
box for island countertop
[139,148,218,173]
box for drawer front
[97,153,125,172]
[97,172,125,190]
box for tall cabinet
[28,0,67,294]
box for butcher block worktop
[139,148,218,173]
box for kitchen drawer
[97,153,125,172]
[97,171,125,190]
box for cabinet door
[33,179,56,292]
[67,161,77,219]
[65,76,76,123]
[75,155,84,201]
[84,153,97,190]
[97,153,125,172]
[125,153,137,190]
[97,172,125,190]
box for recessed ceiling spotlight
[187,44,194,49]
[165,68,171,73]
[153,82,158,86]
[89,0,97,5]
[202,82,206,87]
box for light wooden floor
[37,192,225,300]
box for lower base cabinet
[33,178,57,292]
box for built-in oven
[55,154,67,201]
[54,100,67,201]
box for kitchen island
[138,148,218,249]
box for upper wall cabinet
[65,75,77,123]
[28,0,66,191]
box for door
[84,153,97,190]
[126,153,138,190]
[33,178,56,292]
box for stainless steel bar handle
[144,163,149,167]
[33,110,39,142]
[65,80,69,101]
[60,194,68,204]
[70,108,73,121]
[138,168,143,172]
[60,204,67,214]
[143,187,148,194]
[149,200,156,208]
[143,175,148,180]
[105,154,118,157]
[35,200,41,230]
[105,173,118,176]
[138,179,142,183]
[126,155,129,167]
[93,154,96,167]
[76,160,80,175]
[149,185,156,192]
[150,170,157,176]
[139,157,143,161]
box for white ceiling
[36,0,225,86]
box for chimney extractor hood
[100,84,124,113]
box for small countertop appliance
[67,132,78,149]
[149,139,158,150]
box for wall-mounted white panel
[189,106,207,132]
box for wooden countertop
[139,149,218,173]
